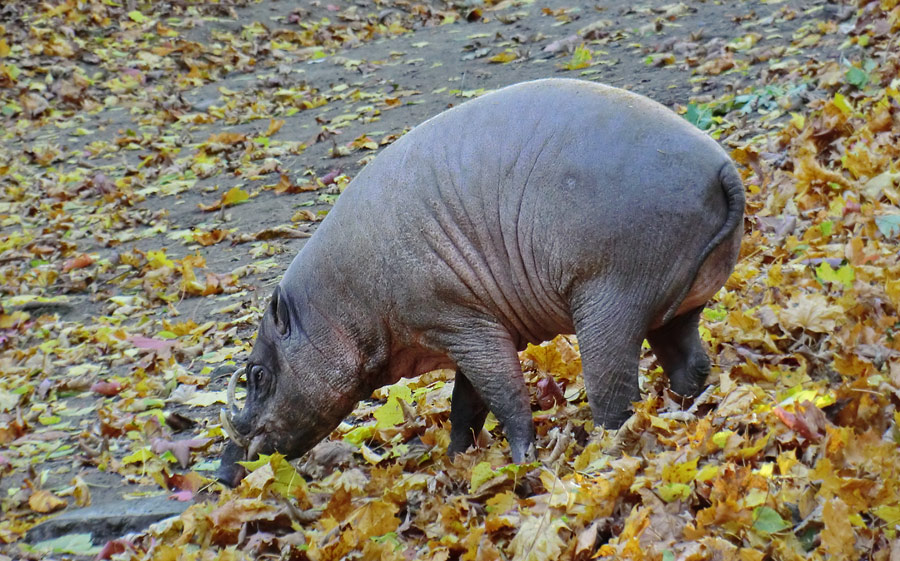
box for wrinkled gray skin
[218,78,743,486]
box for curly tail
[661,162,745,325]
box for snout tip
[217,441,248,488]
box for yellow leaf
[662,457,698,484]
[238,453,309,503]
[353,500,400,538]
[72,476,91,507]
[657,482,692,502]
[146,249,174,269]
[520,336,581,382]
[470,461,496,492]
[736,432,771,460]
[872,505,900,525]
[29,490,67,513]
[222,186,250,207]
[0,39,9,58]
[539,469,572,508]
[712,430,734,449]
[122,448,154,464]
[562,44,592,70]
[185,390,227,407]
[489,50,518,63]
[886,278,900,310]
[374,397,404,429]
[241,462,275,494]
[832,92,852,116]
[206,132,246,145]
[695,463,719,482]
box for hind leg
[647,306,711,397]
[572,284,647,430]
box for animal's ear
[270,285,291,336]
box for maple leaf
[778,293,844,333]
[508,515,568,561]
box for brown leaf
[91,381,123,396]
[29,489,67,513]
[151,437,211,468]
[536,376,566,409]
[208,497,279,534]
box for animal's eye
[249,365,265,392]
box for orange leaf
[193,229,229,246]
[206,132,246,145]
[265,119,285,137]
[822,498,856,559]
[29,489,67,513]
[62,253,94,272]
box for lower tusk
[220,408,249,449]
[247,434,265,461]
[227,366,245,416]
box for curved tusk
[219,408,249,449]
[246,434,265,461]
[227,366,245,416]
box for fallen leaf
[29,489,67,513]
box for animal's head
[217,285,362,486]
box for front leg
[447,370,489,456]
[437,320,536,463]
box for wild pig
[218,78,743,485]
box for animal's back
[310,79,735,346]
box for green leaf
[657,482,692,502]
[753,506,790,534]
[845,66,869,89]
[815,262,854,288]
[27,533,100,555]
[374,397,405,429]
[685,103,713,130]
[703,306,727,322]
[663,551,675,561]
[470,461,496,491]
[343,424,375,446]
[712,430,733,449]
[819,220,833,237]
[562,45,592,70]
[128,10,148,23]
[238,452,307,499]
[875,215,900,238]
